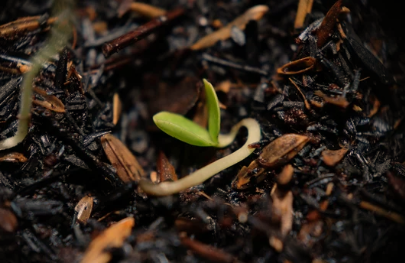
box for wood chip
[277,57,316,75]
[277,164,294,185]
[271,189,293,236]
[113,93,122,125]
[101,134,145,183]
[258,134,309,168]
[33,86,66,113]
[156,151,178,182]
[294,0,314,29]
[321,148,348,166]
[0,152,27,162]
[80,217,135,263]
[129,2,166,18]
[75,196,94,224]
[190,5,268,50]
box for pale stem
[0,2,72,151]
[139,118,261,196]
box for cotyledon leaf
[203,79,220,144]
[153,111,217,147]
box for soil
[1,0,405,262]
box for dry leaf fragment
[75,196,94,224]
[294,0,314,29]
[0,152,27,162]
[157,151,178,182]
[190,5,269,50]
[321,148,348,166]
[101,134,145,183]
[277,57,316,75]
[271,189,293,236]
[80,217,135,263]
[258,134,309,168]
[33,86,66,113]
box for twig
[102,7,184,57]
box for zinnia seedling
[139,79,261,196]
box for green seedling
[153,79,220,147]
[140,79,261,196]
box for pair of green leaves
[153,79,221,147]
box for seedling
[139,79,261,196]
[0,0,73,151]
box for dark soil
[1,0,405,262]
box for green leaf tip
[203,79,220,144]
[153,111,217,147]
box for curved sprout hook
[139,118,261,196]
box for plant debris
[1,0,405,262]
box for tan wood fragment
[101,134,145,183]
[80,217,135,263]
[191,5,268,50]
